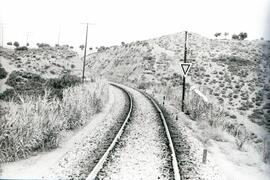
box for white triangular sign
[180,63,191,77]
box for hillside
[85,32,270,134]
[0,45,83,96]
[0,32,269,179]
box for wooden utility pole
[26,32,30,46]
[0,23,7,47]
[57,25,61,45]
[82,23,88,83]
[81,22,94,83]
[181,31,188,112]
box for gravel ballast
[96,86,174,180]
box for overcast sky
[0,0,269,48]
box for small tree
[232,34,239,40]
[26,43,29,46]
[89,47,93,50]
[79,45,84,50]
[239,32,247,40]
[7,42,12,46]
[224,32,229,38]
[13,41,20,48]
[214,32,221,38]
[121,41,126,46]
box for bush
[16,46,28,51]
[37,43,50,48]
[239,32,248,40]
[138,82,150,90]
[4,71,45,101]
[13,41,19,48]
[214,32,221,38]
[232,34,239,40]
[0,64,8,79]
[79,45,84,50]
[45,74,81,99]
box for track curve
[87,83,181,180]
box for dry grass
[0,80,108,162]
[184,88,254,148]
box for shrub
[239,32,248,40]
[37,43,50,48]
[13,41,19,48]
[16,46,28,51]
[214,32,221,38]
[7,42,12,46]
[4,71,45,101]
[138,82,150,90]
[232,34,239,40]
[45,74,81,99]
[50,70,56,74]
[79,45,84,50]
[0,64,8,79]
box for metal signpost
[180,31,191,112]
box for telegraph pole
[82,23,88,83]
[181,31,188,112]
[26,32,30,46]
[0,23,7,47]
[57,25,61,45]
[81,22,94,83]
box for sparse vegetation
[0,81,109,162]
[231,32,248,40]
[232,34,239,40]
[79,45,84,50]
[0,71,81,101]
[214,32,221,38]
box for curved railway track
[86,83,181,180]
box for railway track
[86,83,181,180]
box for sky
[0,0,269,48]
